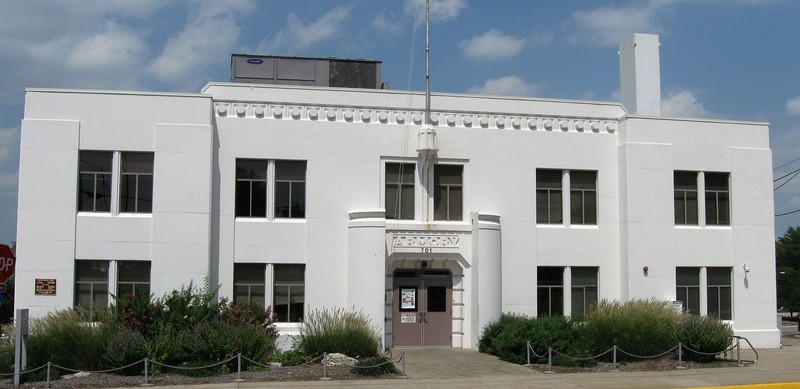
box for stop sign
[0,244,15,284]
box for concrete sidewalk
[129,336,800,389]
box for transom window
[386,163,415,220]
[433,165,463,221]
[235,159,306,219]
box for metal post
[547,347,552,372]
[144,358,149,386]
[526,341,531,365]
[737,337,742,366]
[320,352,330,381]
[613,345,618,371]
[401,351,406,376]
[235,352,243,382]
[46,362,51,388]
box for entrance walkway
[396,348,534,379]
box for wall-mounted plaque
[401,312,416,324]
[34,279,56,295]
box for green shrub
[102,327,148,375]
[0,325,14,373]
[27,308,116,370]
[478,313,593,366]
[177,319,275,369]
[160,280,221,332]
[675,315,733,362]
[175,360,229,377]
[113,290,163,337]
[147,327,186,366]
[351,356,398,376]
[584,299,680,361]
[296,307,380,358]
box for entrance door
[393,270,452,347]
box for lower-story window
[75,260,151,309]
[75,261,109,310]
[537,267,564,316]
[234,263,266,307]
[675,266,731,320]
[274,264,305,322]
[570,267,598,319]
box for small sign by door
[401,312,416,324]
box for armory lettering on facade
[393,234,460,252]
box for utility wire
[774,156,800,171]
[774,166,800,182]
[775,170,800,191]
[776,208,800,217]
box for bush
[160,280,221,332]
[177,319,275,369]
[296,307,380,358]
[102,327,148,375]
[27,308,117,370]
[351,356,398,376]
[478,314,593,366]
[675,315,733,362]
[584,299,680,361]
[113,290,163,337]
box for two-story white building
[15,34,779,349]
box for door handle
[419,312,427,323]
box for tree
[777,227,800,270]
[777,267,800,317]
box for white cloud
[259,6,351,54]
[787,96,800,116]
[661,89,712,118]
[372,9,405,35]
[566,1,672,47]
[405,0,468,24]
[0,127,19,162]
[149,0,254,86]
[458,30,526,60]
[467,76,545,97]
[68,22,146,70]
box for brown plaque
[35,279,56,295]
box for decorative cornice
[213,102,618,134]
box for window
[386,163,415,220]
[434,165,463,221]
[674,172,698,225]
[676,267,700,315]
[235,159,306,219]
[275,161,306,218]
[274,264,305,322]
[75,260,109,309]
[120,153,154,213]
[117,261,151,297]
[536,170,562,224]
[236,160,268,217]
[707,267,732,320]
[234,263,266,306]
[571,267,598,319]
[570,171,597,225]
[705,173,730,226]
[537,267,563,316]
[78,151,113,212]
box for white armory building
[15,34,779,349]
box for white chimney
[619,33,661,116]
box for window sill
[536,224,599,229]
[76,212,112,217]
[235,217,307,224]
[675,225,732,230]
[118,213,153,218]
[274,322,303,334]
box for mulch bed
[528,356,741,374]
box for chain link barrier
[525,335,755,373]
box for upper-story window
[705,173,730,226]
[537,169,597,225]
[78,151,113,212]
[570,171,597,225]
[275,161,306,218]
[674,171,730,226]
[536,169,563,224]
[433,164,463,221]
[120,153,154,213]
[674,171,699,225]
[235,159,306,219]
[386,162,415,220]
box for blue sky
[0,0,799,245]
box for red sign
[0,244,15,284]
